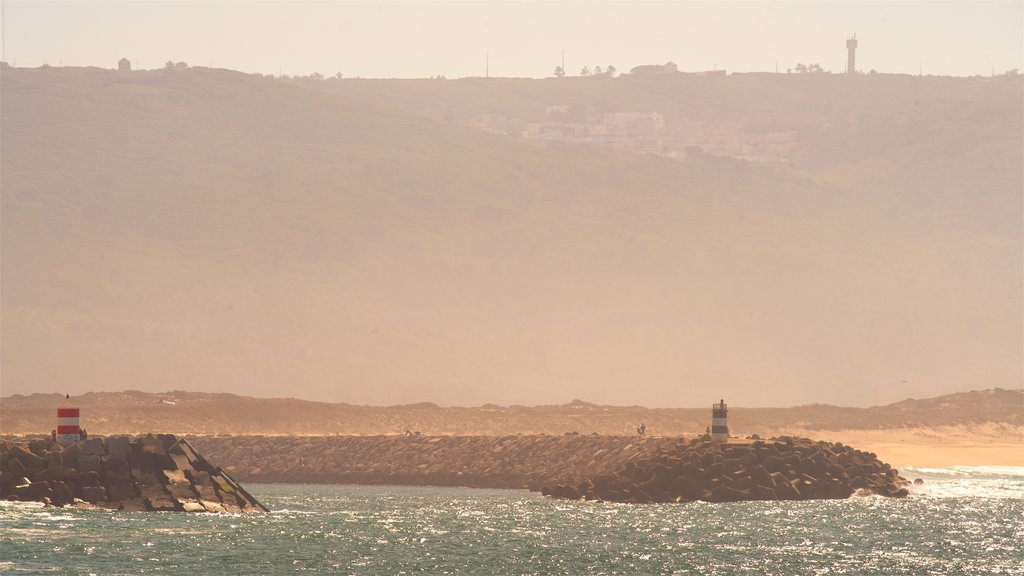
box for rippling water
[2,467,1022,575]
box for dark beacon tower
[846,35,858,74]
[711,399,729,443]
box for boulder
[50,481,74,506]
[60,443,80,469]
[105,436,132,457]
[80,438,105,456]
[44,451,64,468]
[705,485,751,502]
[78,454,102,474]
[161,469,188,484]
[200,500,226,513]
[157,434,178,450]
[5,456,28,481]
[28,440,49,456]
[15,480,54,502]
[105,482,137,501]
[11,445,46,472]
[166,482,198,501]
[131,469,159,485]
[140,485,177,511]
[37,466,79,483]
[121,498,148,512]
[81,486,108,503]
[127,451,154,471]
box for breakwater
[0,435,267,512]
[541,436,910,503]
[189,434,680,489]
[187,434,911,503]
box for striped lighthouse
[711,399,728,443]
[57,395,81,443]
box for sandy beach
[781,424,1024,469]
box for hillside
[1,389,1020,437]
[295,72,1022,180]
[298,73,1023,240]
[1,67,1021,407]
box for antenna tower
[846,34,858,74]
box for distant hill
[294,72,1023,185]
[1,388,1020,436]
[1,67,1021,407]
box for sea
[1,466,1021,575]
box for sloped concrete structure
[1,434,267,512]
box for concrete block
[78,454,102,474]
[81,486,107,503]
[106,436,132,457]
[80,438,105,456]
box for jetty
[0,434,267,512]
[186,433,911,502]
[540,436,911,503]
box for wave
[900,466,1024,499]
[904,465,1024,478]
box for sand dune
[3,389,1020,467]
[783,424,1024,468]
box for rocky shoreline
[0,435,267,512]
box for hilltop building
[118,57,131,72]
[629,62,678,75]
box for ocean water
[1,466,1021,575]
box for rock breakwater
[0,435,267,512]
[190,434,681,489]
[541,436,911,503]
[189,434,911,503]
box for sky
[2,1,1022,78]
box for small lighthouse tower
[711,399,728,443]
[846,34,858,74]
[56,394,81,443]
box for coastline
[182,427,1023,488]
[4,425,1021,491]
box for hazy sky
[3,1,1022,78]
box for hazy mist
[1,2,1021,409]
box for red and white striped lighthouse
[56,398,81,443]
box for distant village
[15,40,1016,167]
[465,105,799,164]
[465,60,801,163]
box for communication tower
[847,35,858,74]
